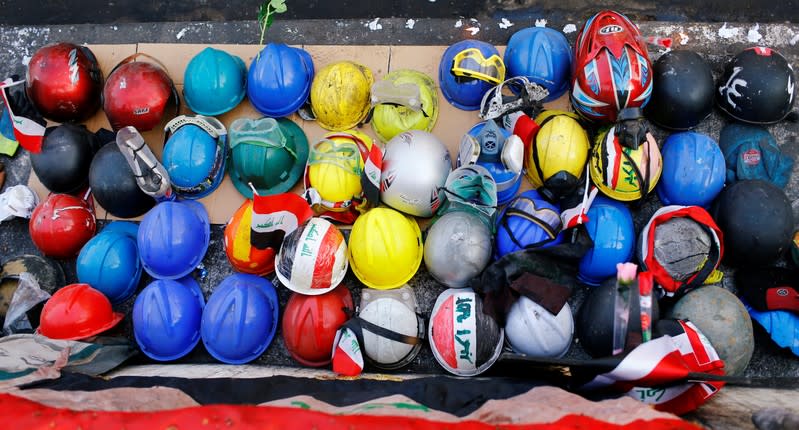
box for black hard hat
[712,179,793,266]
[576,277,660,358]
[89,142,155,218]
[645,50,714,130]
[716,47,796,124]
[31,124,100,194]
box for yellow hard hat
[348,207,423,290]
[524,110,589,200]
[310,61,374,131]
[306,130,373,212]
[370,69,439,142]
[589,126,663,202]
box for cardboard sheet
[28,43,573,225]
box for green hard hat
[228,117,309,198]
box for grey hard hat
[423,211,492,288]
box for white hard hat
[505,296,573,358]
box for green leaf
[257,3,269,26]
[270,0,287,13]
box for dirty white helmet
[423,211,492,288]
[357,286,424,370]
[505,296,573,358]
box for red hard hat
[26,42,103,123]
[282,285,353,367]
[39,283,124,340]
[29,193,96,259]
[102,54,178,131]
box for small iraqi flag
[332,326,364,377]
[0,79,46,153]
[251,192,313,251]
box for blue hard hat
[133,276,205,361]
[464,121,522,205]
[504,27,573,102]
[578,196,635,286]
[657,131,725,207]
[184,47,247,116]
[744,301,799,356]
[162,119,227,199]
[76,221,142,304]
[201,274,279,364]
[138,200,210,280]
[248,43,314,118]
[495,189,564,258]
[439,40,504,111]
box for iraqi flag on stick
[250,189,313,251]
[0,79,46,153]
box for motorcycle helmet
[657,132,726,207]
[184,47,246,116]
[645,50,714,130]
[162,115,227,199]
[248,43,314,118]
[76,222,142,304]
[305,130,374,212]
[282,285,354,367]
[29,193,96,260]
[275,218,348,295]
[89,141,156,218]
[224,199,276,276]
[133,277,204,361]
[589,125,662,202]
[712,179,793,266]
[637,206,723,297]
[504,27,572,101]
[577,273,659,358]
[525,110,590,201]
[201,274,279,364]
[439,40,505,110]
[505,296,573,358]
[348,207,423,290]
[667,286,754,376]
[26,42,103,123]
[31,124,100,194]
[577,196,635,286]
[717,46,795,124]
[103,54,178,131]
[429,288,503,376]
[370,69,439,142]
[137,200,210,280]
[228,117,309,198]
[571,10,653,123]
[310,60,373,130]
[460,120,523,205]
[380,130,452,217]
[424,211,493,288]
[495,189,564,258]
[39,283,124,341]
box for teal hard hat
[183,47,247,116]
[228,117,309,198]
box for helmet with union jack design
[571,10,653,123]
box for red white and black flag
[0,79,46,153]
[250,192,313,251]
[580,319,725,415]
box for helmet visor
[308,138,362,176]
[451,48,506,85]
[370,80,425,113]
[229,118,297,159]
[506,196,562,238]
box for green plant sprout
[257,0,287,58]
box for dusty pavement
[0,12,798,390]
